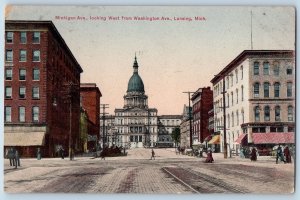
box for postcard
[3,5,295,194]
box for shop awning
[208,135,220,144]
[204,135,213,142]
[235,133,247,144]
[4,132,46,146]
[252,132,294,144]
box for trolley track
[162,166,247,193]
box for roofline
[210,50,294,84]
[5,20,83,73]
[80,83,102,97]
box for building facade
[114,57,158,148]
[180,105,192,148]
[211,50,295,155]
[4,20,83,157]
[80,83,102,151]
[191,87,213,145]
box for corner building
[4,20,83,157]
[211,50,295,156]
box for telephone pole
[100,104,109,148]
[183,91,195,148]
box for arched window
[227,114,230,128]
[264,106,270,121]
[236,110,239,126]
[253,83,260,97]
[241,109,245,124]
[273,61,279,76]
[263,82,270,98]
[275,106,281,121]
[241,85,244,101]
[263,62,270,75]
[231,112,234,127]
[254,106,260,122]
[288,106,294,121]
[254,62,259,75]
[235,69,238,83]
[240,65,243,80]
[231,92,234,106]
[274,82,280,97]
[236,89,239,104]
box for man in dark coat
[276,145,285,164]
[250,147,257,161]
[283,146,291,163]
[205,148,214,163]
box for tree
[171,127,181,147]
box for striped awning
[235,133,247,144]
[4,132,46,146]
[208,135,220,144]
[252,132,294,144]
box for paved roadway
[4,148,294,194]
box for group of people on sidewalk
[6,147,21,168]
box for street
[4,148,294,194]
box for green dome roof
[127,56,145,93]
[127,73,145,93]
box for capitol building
[110,56,181,148]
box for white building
[211,50,295,156]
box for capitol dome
[127,56,145,93]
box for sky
[5,6,295,115]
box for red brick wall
[199,88,213,142]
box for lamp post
[222,77,228,159]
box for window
[33,68,40,80]
[236,89,239,104]
[253,83,260,97]
[32,106,39,122]
[287,82,293,97]
[33,32,40,43]
[5,106,12,122]
[19,107,25,122]
[231,92,233,106]
[226,77,229,89]
[236,110,239,125]
[19,50,27,61]
[288,106,293,121]
[263,82,270,98]
[227,94,229,107]
[241,85,244,101]
[254,106,260,122]
[32,87,40,99]
[230,74,233,86]
[5,68,12,80]
[19,69,26,80]
[275,106,281,121]
[264,106,270,121]
[5,50,13,61]
[241,65,243,80]
[274,82,280,98]
[273,62,279,76]
[254,62,259,75]
[286,68,293,75]
[19,87,26,99]
[235,69,238,83]
[227,114,230,128]
[241,109,244,124]
[20,32,27,43]
[5,86,12,98]
[6,32,13,43]
[33,50,40,61]
[263,62,269,75]
[231,112,234,127]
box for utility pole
[100,104,109,148]
[221,78,228,158]
[183,91,195,148]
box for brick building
[191,87,213,145]
[4,20,83,157]
[80,83,102,151]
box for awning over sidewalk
[235,133,247,144]
[4,132,46,146]
[208,135,220,144]
[203,135,212,142]
[252,132,294,144]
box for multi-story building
[100,115,115,147]
[211,50,295,155]
[114,56,158,148]
[191,87,213,145]
[180,105,192,148]
[156,115,182,147]
[80,83,102,151]
[4,20,83,157]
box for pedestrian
[15,150,20,168]
[250,147,257,161]
[100,148,106,160]
[283,146,291,163]
[150,149,155,160]
[205,148,214,163]
[276,145,285,164]
[37,148,42,160]
[7,148,15,166]
[240,147,245,158]
[60,147,65,159]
